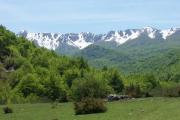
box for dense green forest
[0,26,125,104]
[1,25,180,105]
[79,43,180,97]
[78,34,180,75]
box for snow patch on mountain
[161,28,177,39]
[73,33,93,49]
[142,27,157,39]
[105,30,141,44]
[25,32,60,50]
[18,27,180,50]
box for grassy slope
[1,98,180,120]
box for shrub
[162,86,180,97]
[72,75,111,101]
[147,87,162,97]
[74,97,107,115]
[107,69,124,93]
[125,84,142,98]
[148,83,180,97]
[3,106,13,114]
[44,75,68,102]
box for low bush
[144,92,153,97]
[125,84,142,98]
[148,84,180,97]
[3,106,13,114]
[74,97,107,115]
[162,86,180,97]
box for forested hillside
[1,25,180,105]
[78,36,180,77]
[0,26,124,103]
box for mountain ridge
[18,27,180,53]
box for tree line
[0,25,180,106]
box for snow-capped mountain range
[18,27,180,51]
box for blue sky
[0,0,180,33]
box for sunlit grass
[0,97,180,120]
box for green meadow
[1,97,180,120]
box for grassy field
[0,97,180,120]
